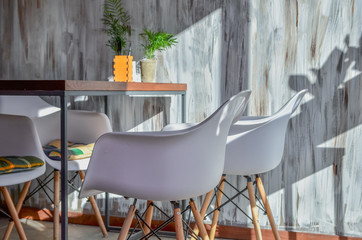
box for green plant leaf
[141,29,178,59]
[102,0,130,55]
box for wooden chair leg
[189,198,209,240]
[247,177,262,240]
[210,175,226,240]
[53,170,60,240]
[3,181,31,240]
[78,171,108,237]
[173,202,185,240]
[256,175,280,240]
[118,202,136,240]
[1,186,27,240]
[190,189,214,240]
[142,201,154,237]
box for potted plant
[140,29,177,82]
[103,0,132,82]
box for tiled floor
[0,217,225,239]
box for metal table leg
[60,95,69,240]
[181,93,186,123]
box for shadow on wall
[124,0,226,60]
[75,0,249,131]
[285,34,362,234]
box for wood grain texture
[0,80,186,91]
[1,0,362,238]
[243,0,362,237]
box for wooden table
[0,80,187,240]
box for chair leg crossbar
[20,170,107,239]
[0,207,12,220]
[26,171,93,207]
[119,200,205,240]
[195,175,280,240]
[204,177,266,222]
[24,171,81,204]
[1,181,32,240]
[25,171,55,203]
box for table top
[0,80,187,93]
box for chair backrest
[79,90,251,201]
[0,114,44,158]
[0,114,46,186]
[0,96,59,118]
[0,96,61,145]
[224,89,307,175]
[0,96,111,146]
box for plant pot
[113,55,133,82]
[140,59,156,83]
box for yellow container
[113,55,133,82]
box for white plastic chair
[79,90,251,240]
[163,89,308,240]
[0,96,112,239]
[0,114,46,240]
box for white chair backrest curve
[0,114,44,158]
[79,90,251,201]
[0,96,59,118]
[32,110,112,145]
[183,90,251,140]
[271,89,308,119]
[0,96,61,145]
[224,89,308,176]
[0,114,46,186]
[0,96,112,145]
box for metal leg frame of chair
[53,170,108,239]
[118,199,210,240]
[193,175,280,240]
[0,207,12,220]
[17,170,107,239]
[1,181,32,240]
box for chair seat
[0,164,46,187]
[41,139,93,171]
[43,140,94,161]
[0,156,44,175]
[46,156,91,171]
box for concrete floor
[0,217,224,240]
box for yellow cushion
[0,156,44,174]
[43,140,94,161]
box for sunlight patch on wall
[157,8,223,124]
[291,165,335,233]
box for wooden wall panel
[243,0,362,237]
[0,0,361,238]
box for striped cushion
[0,156,44,174]
[43,140,94,161]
